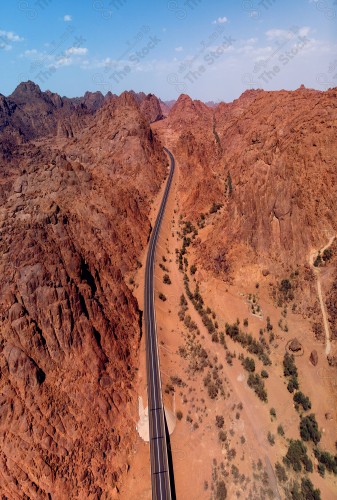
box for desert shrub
[159,262,169,272]
[268,432,275,446]
[302,454,313,472]
[210,202,223,214]
[287,376,299,393]
[225,323,271,365]
[219,331,226,346]
[323,248,333,262]
[208,383,218,399]
[279,279,292,298]
[283,352,298,378]
[318,463,325,477]
[171,376,185,387]
[219,430,227,442]
[266,316,273,331]
[284,439,311,472]
[275,462,287,482]
[203,315,215,334]
[215,480,227,500]
[180,294,187,306]
[314,448,337,474]
[176,410,183,421]
[300,414,321,445]
[247,373,267,402]
[216,415,225,428]
[212,332,219,343]
[270,408,276,418]
[277,425,285,437]
[242,357,255,373]
[300,478,321,500]
[159,292,167,301]
[163,274,171,284]
[243,318,248,327]
[293,391,312,411]
[261,370,269,378]
[190,264,197,275]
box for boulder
[309,350,318,366]
[289,338,302,352]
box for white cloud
[298,26,311,37]
[23,49,38,57]
[64,15,72,22]
[212,17,228,25]
[175,46,183,52]
[65,47,88,56]
[266,29,293,40]
[266,27,311,41]
[0,30,24,42]
[0,43,12,51]
[54,57,72,67]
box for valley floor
[121,154,337,500]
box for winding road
[144,147,175,500]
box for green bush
[242,357,255,373]
[318,463,325,477]
[180,294,187,306]
[190,264,197,275]
[284,439,311,472]
[300,478,321,500]
[293,391,311,411]
[215,480,227,499]
[247,373,267,402]
[208,383,218,399]
[300,414,321,445]
[219,430,227,442]
[314,448,337,474]
[287,376,299,393]
[283,352,298,378]
[163,274,171,284]
[268,432,275,446]
[275,462,287,482]
[216,415,224,428]
[225,322,271,365]
[277,425,285,437]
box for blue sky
[0,0,336,101]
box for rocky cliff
[0,84,167,498]
[154,87,337,278]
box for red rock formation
[0,85,167,497]
[155,88,337,278]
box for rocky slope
[154,88,337,279]
[1,79,337,498]
[0,84,167,498]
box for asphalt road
[144,147,175,500]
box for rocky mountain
[154,87,337,278]
[63,90,107,113]
[1,80,337,498]
[0,83,167,498]
[0,83,165,157]
[159,99,175,117]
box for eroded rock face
[0,86,167,497]
[154,87,337,278]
